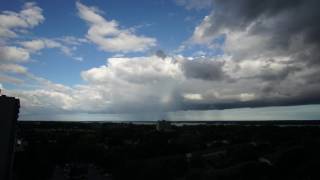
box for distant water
[107,120,320,127]
[18,120,320,127]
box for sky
[1,0,320,121]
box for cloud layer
[1,1,320,120]
[186,0,320,108]
[76,2,156,52]
[9,52,320,116]
[0,3,85,86]
[0,2,44,39]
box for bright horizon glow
[19,104,320,121]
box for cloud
[9,52,320,116]
[78,51,320,112]
[5,56,178,115]
[0,3,41,80]
[0,2,44,38]
[190,0,320,58]
[74,57,84,62]
[181,57,229,81]
[155,50,167,59]
[0,2,88,91]
[19,39,55,52]
[0,46,30,62]
[180,0,320,109]
[76,2,156,52]
[175,0,213,10]
[0,74,24,84]
[79,55,184,113]
[58,36,88,46]
[183,93,203,100]
[0,64,27,74]
[2,0,320,119]
[19,38,74,56]
[239,93,255,102]
[82,56,183,84]
[0,38,84,85]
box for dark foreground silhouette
[0,95,19,180]
[14,121,320,180]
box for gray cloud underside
[8,52,320,115]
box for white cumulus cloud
[76,2,156,52]
[0,2,44,38]
[0,46,30,62]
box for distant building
[156,120,172,132]
[0,95,20,180]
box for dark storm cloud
[181,89,320,110]
[254,64,301,82]
[179,0,320,110]
[155,50,167,59]
[181,59,228,81]
[207,0,320,52]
